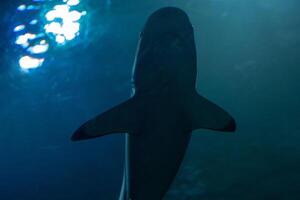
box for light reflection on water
[13,0,86,71]
[18,56,44,70]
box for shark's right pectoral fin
[188,93,236,132]
[71,97,140,141]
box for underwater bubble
[19,56,44,70]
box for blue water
[1,0,300,199]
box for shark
[71,7,236,200]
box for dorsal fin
[187,93,236,132]
[71,97,140,141]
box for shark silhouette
[71,7,236,200]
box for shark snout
[141,7,193,38]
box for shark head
[132,7,197,95]
[142,7,193,39]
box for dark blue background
[0,0,299,199]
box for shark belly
[128,129,191,199]
[125,104,191,200]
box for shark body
[71,7,236,200]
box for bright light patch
[69,10,82,21]
[67,0,80,6]
[17,4,26,11]
[15,33,36,47]
[29,19,38,25]
[64,32,75,40]
[27,5,40,10]
[55,35,66,44]
[44,4,84,44]
[27,43,49,54]
[54,4,69,13]
[14,25,25,32]
[62,21,80,35]
[19,56,44,70]
[14,0,86,71]
[45,22,62,34]
[45,10,57,21]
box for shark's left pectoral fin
[187,93,236,132]
[71,97,140,141]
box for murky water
[0,0,299,199]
